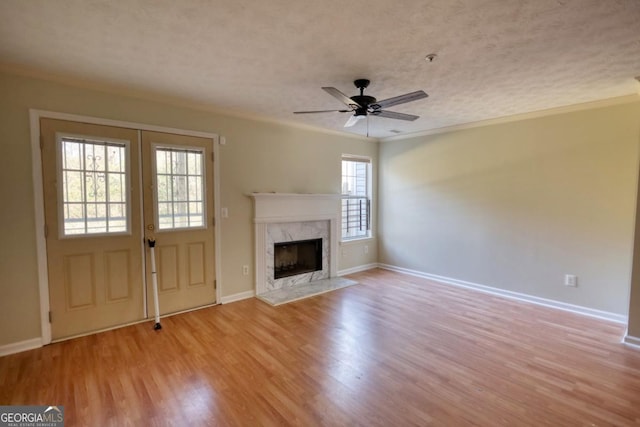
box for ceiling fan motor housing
[351,95,377,115]
[351,80,378,114]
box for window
[341,156,371,240]
[155,146,205,230]
[58,136,130,236]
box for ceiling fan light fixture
[344,114,366,128]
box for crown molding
[0,62,373,142]
[381,93,640,142]
[4,62,637,145]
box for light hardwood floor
[2,269,640,426]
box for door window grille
[58,136,129,236]
[155,147,205,230]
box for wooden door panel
[104,250,132,302]
[158,245,179,292]
[141,130,216,315]
[63,253,96,309]
[187,242,206,287]
[41,118,145,340]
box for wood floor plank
[2,268,640,425]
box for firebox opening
[274,238,322,280]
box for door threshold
[50,302,220,344]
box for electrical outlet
[242,265,249,276]
[564,274,578,287]
[364,245,369,254]
[221,207,228,218]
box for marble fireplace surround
[250,193,340,295]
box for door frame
[30,109,223,344]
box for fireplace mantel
[250,193,341,223]
[250,193,341,295]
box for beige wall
[628,173,640,338]
[3,68,639,348]
[0,72,378,346]
[379,101,640,316]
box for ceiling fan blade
[370,90,428,110]
[322,87,361,109]
[371,110,420,121]
[293,109,350,114]
[344,114,366,128]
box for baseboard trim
[220,290,255,304]
[0,337,43,357]
[623,334,640,348]
[379,264,627,324]
[337,263,378,276]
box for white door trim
[30,109,223,344]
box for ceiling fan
[294,79,428,127]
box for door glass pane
[59,137,129,236]
[155,147,205,230]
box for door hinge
[211,152,214,162]
[44,224,49,238]
[214,280,217,290]
[48,311,52,323]
[212,217,216,227]
[39,135,44,150]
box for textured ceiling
[1,0,639,138]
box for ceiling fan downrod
[354,78,370,96]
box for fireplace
[274,238,322,279]
[266,220,329,290]
[251,193,340,295]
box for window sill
[340,236,375,246]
